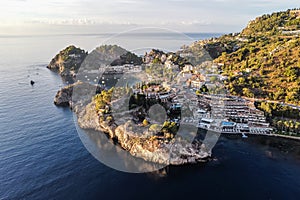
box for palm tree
[277,120,283,132]
[289,120,294,133]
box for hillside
[241,9,300,36]
[47,45,87,77]
[48,45,142,73]
[143,49,190,70]
[188,9,300,106]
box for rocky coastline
[54,84,211,165]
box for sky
[0,0,299,35]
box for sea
[1,32,300,200]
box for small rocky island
[47,45,87,77]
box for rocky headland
[47,45,87,77]
[54,83,211,165]
[54,81,102,108]
[49,8,300,167]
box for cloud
[180,20,211,26]
[0,0,300,34]
[116,0,142,4]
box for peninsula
[50,9,300,165]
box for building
[183,64,194,72]
[290,9,300,18]
[198,118,214,129]
[197,94,270,129]
[171,103,182,110]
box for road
[232,95,300,110]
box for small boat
[30,80,35,85]
[242,133,248,138]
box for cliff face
[54,83,210,165]
[76,98,210,165]
[110,52,143,66]
[181,35,242,62]
[143,49,189,70]
[54,82,102,108]
[47,45,87,77]
[54,84,73,107]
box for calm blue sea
[0,33,300,200]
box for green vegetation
[272,119,300,136]
[144,49,190,70]
[142,119,149,126]
[95,44,143,66]
[210,9,300,105]
[92,86,178,138]
[182,9,300,135]
[87,9,300,137]
[196,84,209,95]
[149,124,162,132]
[162,121,178,135]
[255,101,300,119]
[241,9,300,36]
[129,93,147,110]
[145,64,176,81]
[96,45,127,56]
[110,51,143,66]
[255,101,300,135]
[59,45,86,61]
[183,9,300,105]
[48,45,87,74]
[93,87,114,113]
[148,121,177,139]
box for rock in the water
[54,85,73,107]
[54,82,101,108]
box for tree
[242,88,254,98]
[200,84,209,93]
[106,116,113,122]
[149,124,161,132]
[142,119,149,126]
[277,120,283,131]
[162,121,178,134]
[210,76,218,82]
[259,102,272,115]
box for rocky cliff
[54,82,102,108]
[55,84,211,165]
[143,49,190,70]
[47,45,87,77]
[76,99,210,165]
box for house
[183,64,193,72]
[290,9,300,18]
